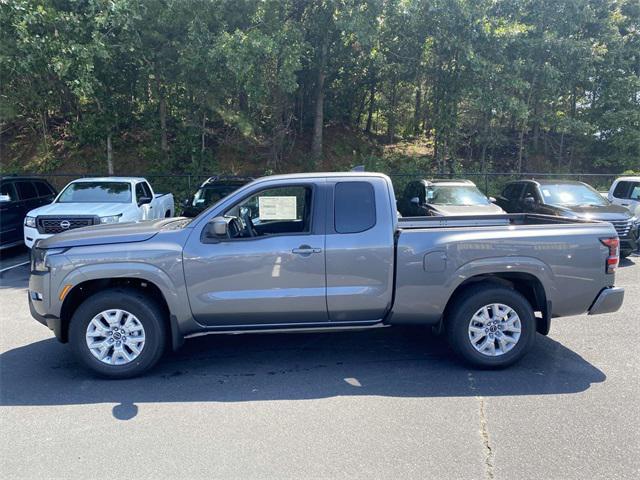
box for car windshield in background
[57,182,132,203]
[540,184,608,206]
[192,185,239,207]
[427,185,490,206]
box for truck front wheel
[69,289,166,378]
[446,285,536,368]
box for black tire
[165,210,171,218]
[620,249,632,259]
[446,284,536,368]
[69,288,166,378]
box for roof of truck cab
[254,171,391,181]
[528,179,587,186]
[70,177,147,182]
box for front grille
[37,216,97,234]
[608,219,633,237]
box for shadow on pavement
[619,256,636,267]
[0,326,605,420]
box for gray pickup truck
[29,172,624,378]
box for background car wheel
[446,284,536,368]
[620,249,632,259]
[69,288,166,378]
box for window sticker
[258,196,297,220]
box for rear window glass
[334,182,376,234]
[16,181,37,200]
[35,181,54,197]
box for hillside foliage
[1,0,639,176]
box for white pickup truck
[23,177,174,248]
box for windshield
[540,183,608,206]
[192,185,240,207]
[426,185,490,206]
[57,182,132,203]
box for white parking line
[0,261,30,274]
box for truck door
[325,178,395,321]
[135,182,154,220]
[0,181,21,245]
[182,181,328,326]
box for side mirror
[205,216,228,238]
[137,196,152,207]
[410,196,421,206]
[489,196,497,203]
[182,198,190,207]
[0,194,11,203]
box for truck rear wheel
[69,289,166,378]
[446,285,536,368]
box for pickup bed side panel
[390,223,616,325]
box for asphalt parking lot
[1,246,639,480]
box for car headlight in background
[31,247,67,272]
[100,214,122,224]
[25,216,36,228]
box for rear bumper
[588,287,625,315]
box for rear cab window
[15,181,37,200]
[35,181,54,197]
[334,181,376,233]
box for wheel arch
[60,276,183,349]
[443,272,550,335]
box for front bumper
[23,225,51,249]
[619,225,639,252]
[588,287,625,315]
[28,294,64,341]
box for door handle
[292,245,322,255]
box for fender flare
[59,262,189,349]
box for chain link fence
[10,171,621,208]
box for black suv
[1,176,57,249]
[495,179,638,258]
[181,176,253,217]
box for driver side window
[225,185,312,238]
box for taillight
[600,237,619,274]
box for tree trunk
[40,110,49,154]
[106,132,114,175]
[365,80,375,133]
[158,81,168,152]
[413,84,422,136]
[201,113,206,154]
[517,125,525,173]
[386,78,397,144]
[311,36,328,167]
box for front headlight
[25,216,36,228]
[32,247,67,272]
[100,214,122,224]
[631,216,639,225]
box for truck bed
[397,213,595,229]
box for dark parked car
[181,176,252,217]
[0,176,57,250]
[397,179,505,217]
[495,179,639,257]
